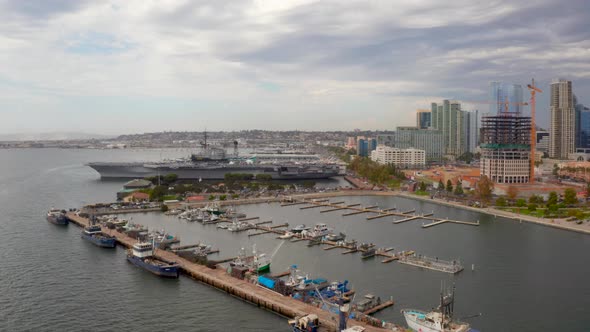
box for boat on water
[227,220,252,232]
[359,243,376,259]
[290,224,310,233]
[87,134,340,180]
[47,208,68,225]
[288,314,319,332]
[325,232,346,242]
[230,245,270,273]
[401,285,476,332]
[126,241,180,278]
[355,294,381,312]
[81,225,116,248]
[302,223,333,238]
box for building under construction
[480,115,532,183]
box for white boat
[402,286,473,332]
[279,231,294,239]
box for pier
[65,212,394,332]
[283,199,479,229]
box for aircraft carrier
[87,138,341,180]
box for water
[1,148,589,331]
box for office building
[370,145,425,167]
[416,110,431,129]
[549,79,575,159]
[431,100,464,157]
[357,137,377,157]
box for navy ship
[47,208,68,225]
[81,225,116,248]
[87,136,341,180]
[126,241,180,278]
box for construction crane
[527,79,542,184]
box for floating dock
[397,253,464,274]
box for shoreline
[395,192,590,235]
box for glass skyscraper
[489,82,524,115]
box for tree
[547,191,558,206]
[475,175,494,204]
[219,194,227,201]
[149,185,167,201]
[160,204,169,212]
[529,195,543,204]
[495,196,507,207]
[528,203,537,211]
[446,179,453,192]
[516,198,526,207]
[438,179,444,191]
[208,194,216,201]
[506,186,518,201]
[552,164,559,176]
[563,188,578,205]
[454,181,464,195]
[419,181,427,192]
[163,173,178,184]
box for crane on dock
[527,79,542,183]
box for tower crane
[527,79,542,184]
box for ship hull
[47,215,69,225]
[127,255,179,278]
[87,163,339,180]
[81,232,116,248]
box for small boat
[216,224,228,229]
[290,224,310,233]
[230,245,271,273]
[288,314,319,332]
[81,225,116,248]
[279,231,295,239]
[401,285,474,332]
[47,208,68,225]
[302,223,333,238]
[325,232,346,242]
[360,243,376,259]
[355,294,381,312]
[126,241,180,278]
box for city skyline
[1,1,589,135]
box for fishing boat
[46,208,68,225]
[230,245,271,273]
[227,220,252,232]
[81,225,116,248]
[288,314,319,332]
[401,285,475,332]
[216,223,228,229]
[126,241,180,278]
[355,294,381,312]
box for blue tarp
[258,276,276,289]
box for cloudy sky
[1,0,589,135]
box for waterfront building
[430,100,465,157]
[549,78,575,159]
[489,82,524,115]
[370,145,425,168]
[357,137,377,157]
[395,127,444,161]
[416,110,431,129]
[480,115,531,183]
[536,130,550,154]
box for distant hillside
[0,132,114,141]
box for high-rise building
[489,82,524,115]
[462,109,480,153]
[356,137,377,157]
[430,100,464,157]
[549,79,575,159]
[480,115,531,183]
[536,130,550,153]
[416,110,431,129]
[395,127,444,161]
[376,134,396,147]
[574,94,590,149]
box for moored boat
[81,225,116,248]
[279,231,295,239]
[47,208,68,225]
[126,241,180,278]
[290,224,310,233]
[401,285,474,332]
[288,314,319,332]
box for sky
[1,0,589,135]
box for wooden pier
[362,300,395,315]
[65,212,394,332]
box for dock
[362,300,395,315]
[65,212,394,332]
